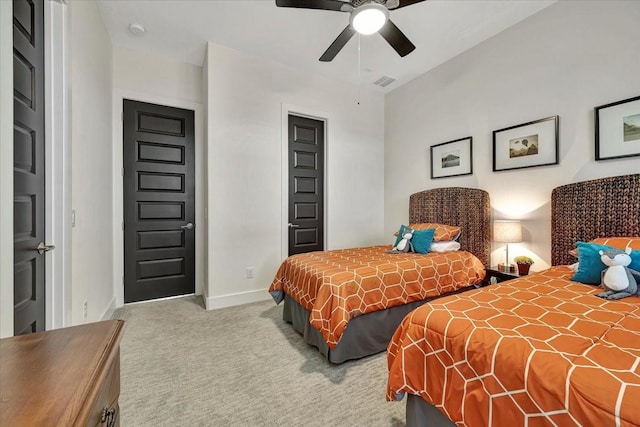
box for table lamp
[494,220,522,273]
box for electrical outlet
[246,267,254,279]
[83,301,88,318]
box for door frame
[280,104,328,261]
[0,0,12,337]
[112,90,204,307]
[45,0,70,330]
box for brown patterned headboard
[409,187,491,266]
[551,174,640,266]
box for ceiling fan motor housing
[351,0,393,7]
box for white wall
[385,0,640,271]
[68,0,114,323]
[0,0,14,338]
[205,42,385,308]
[113,46,203,104]
[111,46,205,305]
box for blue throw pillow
[393,225,410,247]
[412,228,436,254]
[570,242,640,285]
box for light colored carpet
[112,296,405,426]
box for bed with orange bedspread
[269,187,491,363]
[386,174,640,426]
[270,245,485,349]
[387,266,640,426]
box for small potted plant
[514,256,534,276]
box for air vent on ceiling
[373,75,397,88]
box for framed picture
[430,136,473,179]
[595,95,640,161]
[493,115,559,172]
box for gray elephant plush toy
[596,247,640,300]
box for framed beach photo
[493,116,559,172]
[595,95,640,161]
[430,136,473,179]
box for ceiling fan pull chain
[357,33,361,105]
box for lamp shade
[494,220,522,243]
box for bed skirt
[283,292,466,364]
[406,395,455,427]
[283,294,428,363]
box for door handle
[36,242,55,255]
[288,223,300,228]
[181,222,194,230]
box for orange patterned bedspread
[268,245,485,349]
[387,266,640,427]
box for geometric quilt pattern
[387,266,640,426]
[590,236,640,250]
[269,245,485,349]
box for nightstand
[484,266,520,285]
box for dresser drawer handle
[101,407,116,427]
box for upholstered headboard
[551,174,640,266]
[409,187,491,267]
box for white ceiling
[96,0,555,93]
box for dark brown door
[13,0,46,335]
[288,115,324,256]
[123,100,195,303]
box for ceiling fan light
[351,3,388,35]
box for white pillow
[429,241,461,253]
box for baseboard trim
[101,297,117,321]
[205,289,271,310]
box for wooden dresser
[0,320,125,426]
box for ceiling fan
[275,0,426,62]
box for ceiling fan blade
[386,0,426,10]
[275,0,352,12]
[378,20,415,57]
[319,25,356,62]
